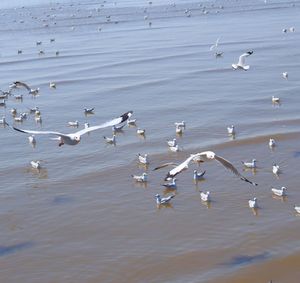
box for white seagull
[176,125,183,134]
[0,116,6,125]
[84,107,94,114]
[68,120,79,127]
[282,72,288,79]
[227,125,235,135]
[127,118,136,126]
[272,96,280,103]
[294,206,300,214]
[153,151,257,186]
[232,51,253,70]
[131,172,148,182]
[136,128,146,135]
[200,191,211,202]
[155,194,175,205]
[8,111,133,147]
[138,153,149,165]
[31,160,41,169]
[162,178,177,189]
[272,164,280,175]
[28,135,36,145]
[248,197,258,208]
[174,121,185,128]
[193,169,206,181]
[271,186,287,197]
[169,144,180,152]
[103,134,116,144]
[269,138,276,148]
[242,159,257,169]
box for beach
[0,0,300,282]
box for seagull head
[247,50,253,55]
[74,135,81,143]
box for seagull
[248,197,258,208]
[68,120,79,127]
[28,135,36,145]
[0,100,6,107]
[30,160,41,169]
[153,151,257,185]
[8,111,133,147]
[0,116,6,125]
[138,153,149,165]
[49,82,56,88]
[127,118,136,126]
[28,106,39,113]
[294,206,300,214]
[131,172,148,182]
[215,51,223,58]
[84,122,90,129]
[103,134,116,144]
[112,124,125,132]
[162,178,177,189]
[167,138,177,147]
[289,27,295,32]
[227,125,235,135]
[174,121,185,128]
[14,94,23,100]
[200,191,211,202]
[136,128,146,135]
[10,108,17,116]
[209,37,220,51]
[272,96,280,103]
[271,186,287,197]
[176,125,183,134]
[272,164,280,175]
[282,72,288,79]
[193,170,206,181]
[155,194,175,205]
[242,159,257,169]
[14,116,24,122]
[269,138,276,148]
[84,107,94,114]
[232,51,253,70]
[11,81,39,95]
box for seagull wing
[166,155,196,180]
[237,51,252,66]
[75,111,133,136]
[10,124,68,138]
[153,162,178,171]
[14,81,31,91]
[214,154,258,186]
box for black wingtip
[120,111,133,123]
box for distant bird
[127,118,137,126]
[8,111,133,147]
[282,72,288,79]
[11,81,39,95]
[14,116,24,122]
[112,124,125,132]
[18,50,22,54]
[84,107,94,114]
[0,116,6,125]
[242,159,257,169]
[200,191,211,202]
[49,82,56,88]
[269,138,276,148]
[131,172,148,182]
[10,108,17,115]
[271,186,287,197]
[248,197,258,208]
[55,51,60,56]
[215,51,223,57]
[137,128,145,135]
[138,153,149,165]
[36,41,42,45]
[68,120,79,127]
[0,100,6,107]
[232,51,253,70]
[227,125,235,135]
[272,164,280,175]
[35,116,42,124]
[282,28,287,33]
[167,138,177,147]
[162,178,177,189]
[193,170,206,181]
[84,122,90,129]
[103,134,116,144]
[14,94,23,100]
[155,194,175,205]
[272,96,280,103]
[28,135,36,145]
[30,160,41,169]
[154,151,257,185]
[289,27,295,32]
[294,206,300,214]
[50,38,55,42]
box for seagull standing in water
[193,170,206,181]
[131,172,148,182]
[153,151,257,186]
[242,159,257,169]
[232,51,253,70]
[200,191,211,202]
[8,111,133,147]
[248,197,258,208]
[155,194,175,205]
[271,186,287,197]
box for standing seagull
[155,194,175,205]
[248,197,258,208]
[153,151,257,186]
[8,111,133,147]
[232,51,253,70]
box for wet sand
[0,0,300,282]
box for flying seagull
[153,151,257,186]
[8,111,133,147]
[10,81,40,95]
[232,51,253,70]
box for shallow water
[0,0,300,282]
